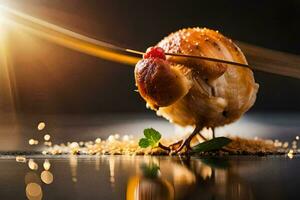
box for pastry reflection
[69,155,78,183]
[17,156,254,200]
[126,160,175,200]
[189,158,254,200]
[127,157,254,200]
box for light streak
[0,5,140,66]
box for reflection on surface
[69,155,77,183]
[21,158,54,200]
[126,157,254,200]
[109,156,115,188]
[8,155,298,200]
[189,158,254,200]
[127,160,175,200]
[26,183,42,200]
[40,171,53,184]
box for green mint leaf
[192,137,232,153]
[148,140,157,148]
[140,163,160,178]
[144,128,161,144]
[139,138,150,148]
[139,128,162,148]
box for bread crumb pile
[223,137,286,155]
[30,122,299,156]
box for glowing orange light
[0,5,140,66]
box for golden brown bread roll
[135,28,259,128]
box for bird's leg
[158,142,171,151]
[172,124,204,154]
[197,131,208,142]
[212,127,215,139]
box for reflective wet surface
[0,113,299,199]
[0,155,299,200]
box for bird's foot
[170,125,206,154]
[212,127,215,139]
[158,140,183,154]
[158,125,209,154]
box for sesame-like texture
[155,28,259,127]
[40,135,290,156]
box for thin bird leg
[172,124,203,154]
[212,127,215,139]
[158,142,171,151]
[198,132,208,141]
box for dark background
[0,0,300,114]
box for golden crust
[156,28,259,127]
[135,27,259,128]
[158,28,249,77]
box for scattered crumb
[28,139,35,145]
[95,138,101,144]
[16,156,26,163]
[28,139,38,145]
[44,134,50,141]
[28,159,38,170]
[28,121,299,157]
[287,149,294,159]
[223,137,282,155]
[43,159,51,170]
[40,135,297,156]
[37,122,46,131]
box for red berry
[143,46,166,60]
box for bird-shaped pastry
[135,28,259,152]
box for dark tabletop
[0,113,299,200]
[0,155,299,200]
